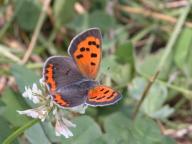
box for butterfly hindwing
[86,85,122,106]
[68,28,102,79]
[53,80,97,108]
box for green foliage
[11,64,40,93]
[25,124,51,144]
[0,88,30,127]
[67,11,116,32]
[137,49,172,79]
[0,117,19,144]
[129,77,174,119]
[62,116,102,144]
[1,0,192,143]
[14,0,41,31]
[102,112,175,144]
[174,28,192,68]
[101,55,130,85]
[53,0,76,29]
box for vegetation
[0,0,192,143]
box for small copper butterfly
[43,28,122,107]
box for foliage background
[0,0,192,143]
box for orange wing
[68,28,102,80]
[86,85,122,106]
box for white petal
[55,119,74,138]
[22,86,33,99]
[17,110,39,119]
[62,118,76,128]
[52,108,57,115]
[32,83,42,95]
[39,78,46,87]
[17,105,49,121]
[32,83,38,91]
[32,96,40,104]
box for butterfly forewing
[86,85,122,106]
[68,28,102,80]
[43,56,90,107]
[43,56,85,92]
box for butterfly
[43,28,122,108]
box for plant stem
[0,45,21,63]
[138,71,192,99]
[157,4,191,70]
[21,0,51,64]
[2,119,39,144]
[132,70,160,120]
[132,4,191,120]
[117,5,192,28]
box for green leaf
[174,27,192,68]
[11,64,40,93]
[187,46,192,76]
[25,123,51,144]
[67,11,116,32]
[0,101,5,115]
[14,0,41,31]
[116,41,135,78]
[53,0,76,28]
[67,14,89,32]
[61,116,102,144]
[89,11,116,31]
[137,49,172,79]
[116,41,134,64]
[129,77,174,119]
[102,112,176,144]
[41,122,61,143]
[101,55,130,85]
[0,88,30,127]
[0,117,19,144]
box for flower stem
[2,119,39,144]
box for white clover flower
[17,105,49,122]
[22,84,43,104]
[18,80,86,138]
[55,116,76,138]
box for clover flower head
[17,79,86,138]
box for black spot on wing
[91,62,96,66]
[88,41,92,45]
[91,53,97,58]
[104,90,109,94]
[76,54,83,59]
[92,41,96,45]
[86,48,90,51]
[107,92,116,99]
[96,96,105,100]
[80,47,85,52]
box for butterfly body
[43,28,122,108]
